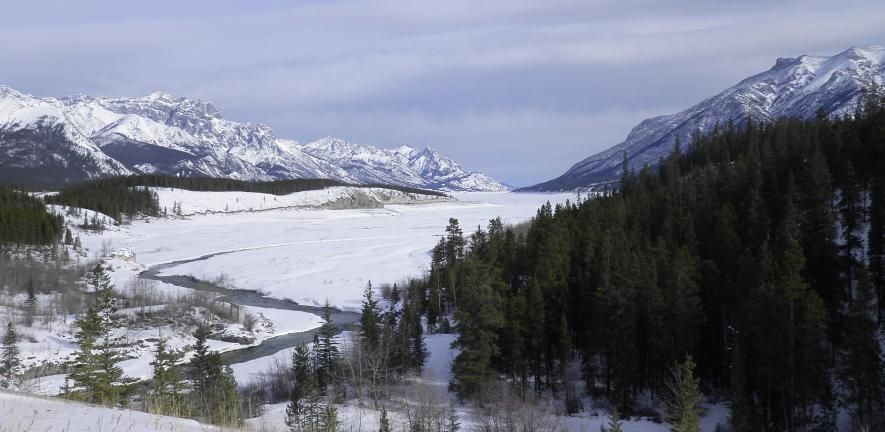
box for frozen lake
[124,192,576,310]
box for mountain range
[521,45,885,191]
[0,86,507,191]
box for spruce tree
[841,266,884,428]
[286,343,315,428]
[665,356,703,432]
[68,278,134,405]
[360,281,381,346]
[450,260,503,398]
[315,300,340,393]
[409,321,428,373]
[24,278,37,327]
[150,338,185,415]
[603,407,624,432]
[378,406,391,432]
[86,263,112,297]
[0,322,22,389]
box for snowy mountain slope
[522,45,885,191]
[0,87,506,191]
[0,86,132,185]
[301,137,508,191]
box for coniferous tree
[188,324,239,425]
[23,278,37,327]
[378,406,392,432]
[315,300,340,393]
[286,343,315,428]
[360,281,382,346]
[150,337,185,415]
[68,276,133,405]
[450,259,503,398]
[841,266,884,429]
[665,356,703,432]
[0,322,22,388]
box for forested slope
[0,184,63,247]
[429,96,885,430]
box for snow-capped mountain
[300,137,507,192]
[522,45,885,191]
[0,86,132,185]
[0,87,507,191]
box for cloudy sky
[2,1,884,186]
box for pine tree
[190,324,213,396]
[150,337,185,415]
[841,266,884,428]
[68,306,101,401]
[189,325,239,425]
[378,406,392,432]
[727,343,751,432]
[68,278,134,405]
[286,343,315,428]
[24,278,37,327]
[602,407,624,432]
[665,355,703,432]
[360,281,381,346]
[444,402,460,432]
[409,320,428,373]
[86,263,112,297]
[450,260,503,398]
[0,322,22,389]
[315,300,340,392]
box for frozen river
[125,192,576,310]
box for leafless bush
[242,356,292,404]
[243,313,258,332]
[472,384,566,432]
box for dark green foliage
[450,256,504,398]
[0,322,21,388]
[286,343,316,428]
[425,100,885,429]
[360,282,382,346]
[149,337,186,416]
[45,175,448,221]
[315,300,341,392]
[67,274,136,405]
[0,183,63,247]
[189,324,239,426]
[24,278,37,327]
[665,356,702,432]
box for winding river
[139,250,361,366]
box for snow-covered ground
[135,191,576,310]
[15,190,575,391]
[0,389,223,431]
[153,186,452,216]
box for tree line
[45,174,448,221]
[0,184,63,247]
[422,95,885,431]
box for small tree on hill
[0,322,22,388]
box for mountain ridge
[0,86,507,191]
[520,45,885,191]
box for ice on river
[125,192,576,310]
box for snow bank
[0,389,223,431]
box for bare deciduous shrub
[472,384,566,432]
